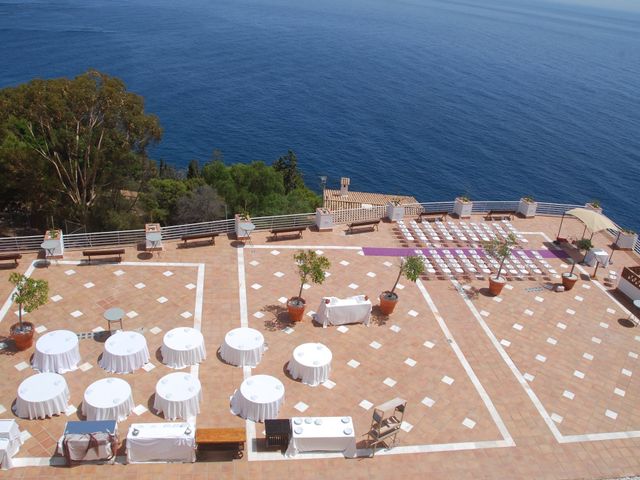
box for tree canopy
[0,70,161,226]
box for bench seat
[270,227,306,240]
[347,219,380,234]
[485,210,516,221]
[181,232,219,247]
[0,252,22,266]
[82,249,125,263]
[418,211,448,222]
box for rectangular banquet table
[58,420,118,465]
[126,422,196,463]
[316,296,372,327]
[286,416,357,457]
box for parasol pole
[555,213,566,242]
[609,230,621,265]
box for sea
[1,0,639,230]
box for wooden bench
[0,252,22,267]
[418,211,448,222]
[82,248,125,264]
[485,210,516,221]
[181,232,220,247]
[347,219,380,234]
[270,226,306,240]
[196,427,246,458]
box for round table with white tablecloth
[287,343,332,386]
[161,327,206,369]
[15,372,69,419]
[99,330,149,373]
[153,372,202,421]
[220,327,265,367]
[230,374,285,422]
[32,330,80,373]
[83,377,134,422]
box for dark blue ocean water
[2,0,639,229]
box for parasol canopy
[565,208,616,233]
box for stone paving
[0,214,639,479]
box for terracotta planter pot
[287,298,306,322]
[488,276,506,296]
[379,292,398,315]
[10,321,35,351]
[562,273,578,291]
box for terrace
[1,201,639,479]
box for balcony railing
[0,200,637,255]
[622,267,640,290]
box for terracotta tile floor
[1,215,639,479]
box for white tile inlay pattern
[605,409,618,420]
[70,310,83,318]
[562,390,575,400]
[566,309,575,315]
[35,325,48,334]
[421,397,436,408]
[156,296,168,304]
[583,353,594,361]
[369,341,382,350]
[462,418,476,429]
[404,358,417,367]
[251,283,262,290]
[441,375,454,385]
[408,310,418,317]
[622,368,632,377]
[614,388,626,397]
[500,339,511,347]
[337,326,349,333]
[51,295,63,302]
[359,400,373,410]
[347,359,360,368]
[551,413,563,424]
[573,370,585,379]
[383,377,397,387]
[322,380,336,390]
[423,341,435,349]
[513,323,523,331]
[348,283,359,290]
[556,322,567,330]
[535,354,546,363]
[294,402,309,412]
[150,327,162,335]
[135,283,146,289]
[524,373,535,382]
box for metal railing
[0,200,637,254]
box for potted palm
[585,200,603,214]
[379,256,425,315]
[518,196,537,218]
[288,250,331,322]
[453,195,472,219]
[8,273,49,351]
[483,233,518,296]
[386,199,405,222]
[561,259,579,290]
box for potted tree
[615,228,638,250]
[518,196,537,218]
[575,238,594,264]
[561,259,579,290]
[8,273,49,351]
[379,256,425,315]
[386,199,405,222]
[288,250,331,322]
[453,195,472,219]
[585,200,603,214]
[483,233,518,296]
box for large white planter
[615,231,638,250]
[386,203,405,222]
[44,230,64,257]
[517,199,537,218]
[315,208,333,231]
[585,203,603,214]
[235,214,252,240]
[453,198,472,218]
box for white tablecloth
[286,416,357,457]
[220,327,265,367]
[99,331,149,373]
[16,372,69,419]
[154,373,202,421]
[316,296,372,327]
[230,375,285,422]
[126,422,196,463]
[287,343,332,386]
[0,420,21,470]
[32,330,80,373]
[83,377,134,422]
[585,248,610,267]
[161,327,206,369]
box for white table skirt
[154,373,202,421]
[316,296,372,327]
[16,372,69,419]
[32,330,81,373]
[220,327,265,367]
[99,331,150,374]
[287,343,332,386]
[161,327,206,369]
[0,420,22,459]
[286,417,357,457]
[126,422,196,463]
[83,378,134,422]
[230,375,284,422]
[0,439,13,470]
